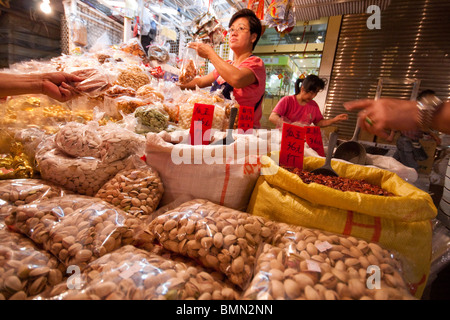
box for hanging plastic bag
[71,17,88,47]
[264,0,296,33]
[178,48,198,85]
[191,12,227,47]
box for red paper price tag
[190,103,215,145]
[280,123,306,170]
[237,105,254,133]
[305,126,325,157]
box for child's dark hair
[229,9,262,50]
[295,75,326,95]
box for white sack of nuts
[95,158,164,218]
[4,195,152,271]
[0,179,71,207]
[45,245,242,300]
[147,199,276,289]
[242,223,416,300]
[35,135,131,196]
[0,228,66,300]
[145,130,273,211]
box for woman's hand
[333,113,349,122]
[187,42,215,60]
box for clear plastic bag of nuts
[0,178,71,207]
[97,124,146,164]
[95,157,164,218]
[43,245,242,300]
[0,227,66,300]
[54,121,103,159]
[242,222,416,300]
[147,199,276,289]
[4,195,152,271]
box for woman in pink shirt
[269,75,348,128]
[180,9,266,128]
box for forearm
[207,53,254,89]
[0,73,42,97]
[316,119,334,127]
[432,102,450,134]
[269,112,284,127]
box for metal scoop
[311,131,339,177]
[333,120,367,165]
[211,107,238,145]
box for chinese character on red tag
[237,105,254,134]
[190,103,215,145]
[305,126,325,157]
[280,123,306,170]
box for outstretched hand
[41,72,84,102]
[344,99,419,139]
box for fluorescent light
[40,0,52,14]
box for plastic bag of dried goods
[115,66,151,91]
[97,123,146,164]
[135,84,165,103]
[0,179,70,207]
[36,136,130,196]
[0,199,13,225]
[14,127,48,165]
[177,102,225,131]
[147,199,276,289]
[178,48,198,85]
[70,68,113,97]
[96,157,164,218]
[114,96,148,116]
[71,17,87,47]
[0,227,66,300]
[5,195,148,270]
[119,38,149,64]
[243,222,416,300]
[104,84,137,98]
[134,104,169,134]
[43,245,241,300]
[54,122,102,159]
[148,44,170,63]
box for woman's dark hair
[297,75,326,94]
[294,78,304,95]
[229,9,262,50]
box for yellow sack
[248,155,437,298]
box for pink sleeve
[239,56,265,86]
[272,96,289,116]
[311,101,324,125]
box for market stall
[0,0,448,302]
